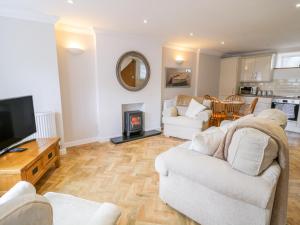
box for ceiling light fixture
[221,41,225,45]
[189,32,194,37]
[296,3,300,8]
[67,0,74,4]
[143,19,148,24]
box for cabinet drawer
[42,145,56,167]
[26,160,43,183]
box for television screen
[0,96,36,152]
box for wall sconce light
[66,42,85,55]
[175,55,184,65]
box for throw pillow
[227,128,278,176]
[185,99,206,118]
[189,127,225,156]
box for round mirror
[116,51,150,91]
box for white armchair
[0,181,121,225]
[162,95,212,140]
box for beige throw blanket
[214,117,289,225]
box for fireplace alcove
[110,103,161,144]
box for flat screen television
[0,96,36,155]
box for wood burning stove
[123,110,144,137]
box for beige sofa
[156,111,288,225]
[162,95,212,140]
[0,181,121,225]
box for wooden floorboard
[36,133,300,225]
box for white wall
[56,29,99,146]
[197,53,221,96]
[162,47,197,100]
[0,16,64,141]
[95,31,162,139]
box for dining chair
[233,97,259,120]
[210,99,227,126]
[225,94,243,102]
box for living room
[0,1,300,225]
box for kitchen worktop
[239,94,300,99]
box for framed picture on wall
[165,67,192,88]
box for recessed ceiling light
[67,0,74,4]
[189,32,194,37]
[296,3,300,8]
[221,41,225,45]
[143,19,148,24]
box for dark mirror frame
[116,51,151,91]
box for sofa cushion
[227,128,278,176]
[155,146,280,209]
[185,99,206,118]
[163,115,206,129]
[189,127,225,156]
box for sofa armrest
[87,203,121,225]
[0,181,36,205]
[0,194,52,225]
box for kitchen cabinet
[241,96,272,115]
[218,57,240,100]
[240,54,275,82]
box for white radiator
[27,112,57,140]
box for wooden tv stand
[0,138,60,195]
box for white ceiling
[1,0,300,53]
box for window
[276,52,300,68]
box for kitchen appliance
[257,90,262,96]
[240,86,257,95]
[267,90,273,96]
[271,98,300,121]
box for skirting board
[63,137,100,148]
[63,127,162,148]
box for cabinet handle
[48,152,53,159]
[32,166,39,175]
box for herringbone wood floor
[36,133,300,225]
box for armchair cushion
[162,116,205,129]
[155,146,280,208]
[44,192,121,225]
